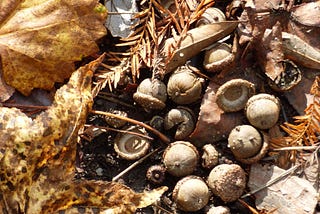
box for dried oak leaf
[0,57,167,213]
[0,0,107,96]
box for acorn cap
[114,126,150,160]
[216,79,255,112]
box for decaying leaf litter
[0,0,319,213]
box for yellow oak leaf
[0,56,167,213]
[0,0,107,95]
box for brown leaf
[189,77,244,147]
[248,163,317,214]
[0,56,167,213]
[0,0,107,95]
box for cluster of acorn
[103,6,283,213]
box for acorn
[163,141,199,177]
[133,78,167,110]
[207,164,246,202]
[173,176,210,212]
[228,125,269,164]
[245,93,280,129]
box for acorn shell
[173,176,210,212]
[216,79,255,112]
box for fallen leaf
[0,56,167,213]
[0,0,107,96]
[248,163,318,214]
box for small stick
[112,148,162,181]
[241,164,301,198]
[271,145,319,151]
[91,110,171,144]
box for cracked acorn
[173,176,210,212]
[167,66,203,104]
[114,125,150,160]
[164,107,195,140]
[245,93,281,129]
[163,141,199,177]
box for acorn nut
[173,176,210,212]
[216,79,255,112]
[228,125,269,164]
[167,66,203,104]
[163,141,199,177]
[203,43,235,73]
[207,164,246,202]
[114,126,150,160]
[133,78,167,110]
[245,93,280,129]
[164,107,195,140]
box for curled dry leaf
[0,57,167,213]
[0,0,107,96]
[162,21,239,73]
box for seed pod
[196,7,226,26]
[146,165,166,184]
[202,144,219,169]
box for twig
[112,148,162,181]
[271,145,319,151]
[241,164,301,198]
[91,110,171,144]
